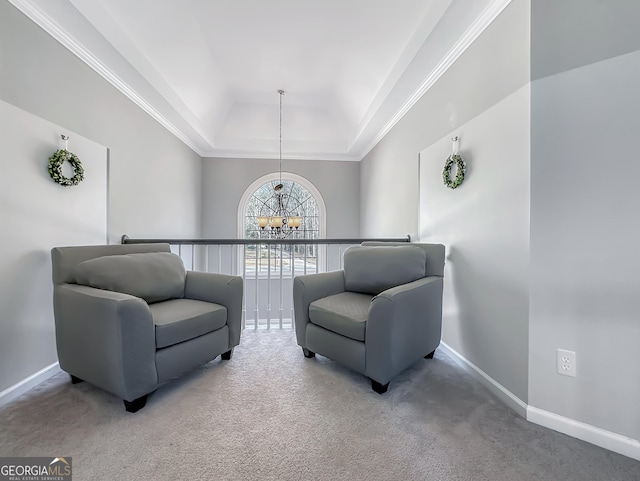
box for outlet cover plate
[557,349,576,377]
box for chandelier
[256,90,303,238]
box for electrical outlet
[557,349,576,377]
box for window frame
[237,172,327,277]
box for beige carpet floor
[1,329,638,480]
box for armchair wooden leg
[424,349,436,359]
[371,380,389,394]
[302,348,315,358]
[123,394,148,413]
[221,349,234,360]
[70,375,84,384]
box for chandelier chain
[278,89,284,185]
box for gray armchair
[51,243,243,412]
[293,243,444,393]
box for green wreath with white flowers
[48,149,84,187]
[442,154,465,189]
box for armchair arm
[365,276,443,384]
[184,271,244,348]
[53,284,157,401]
[293,270,345,347]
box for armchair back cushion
[52,243,172,284]
[343,245,426,295]
[74,252,186,303]
[362,242,445,277]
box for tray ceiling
[11,0,508,160]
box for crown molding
[202,149,360,162]
[358,0,513,160]
[9,0,511,162]
[7,0,205,156]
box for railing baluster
[303,243,307,275]
[279,242,284,329]
[290,244,295,326]
[242,244,247,330]
[267,242,272,329]
[325,244,329,273]
[254,243,259,327]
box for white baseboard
[439,341,528,418]
[527,406,640,461]
[0,362,61,408]
[439,342,640,461]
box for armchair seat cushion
[309,292,373,342]
[150,299,227,349]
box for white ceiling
[12,0,508,160]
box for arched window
[238,172,326,278]
[239,172,326,240]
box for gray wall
[0,2,201,394]
[360,0,530,240]
[529,0,640,441]
[361,0,531,402]
[418,84,530,405]
[202,158,360,239]
[530,0,640,81]
[0,100,108,395]
[0,1,202,244]
[362,0,640,448]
